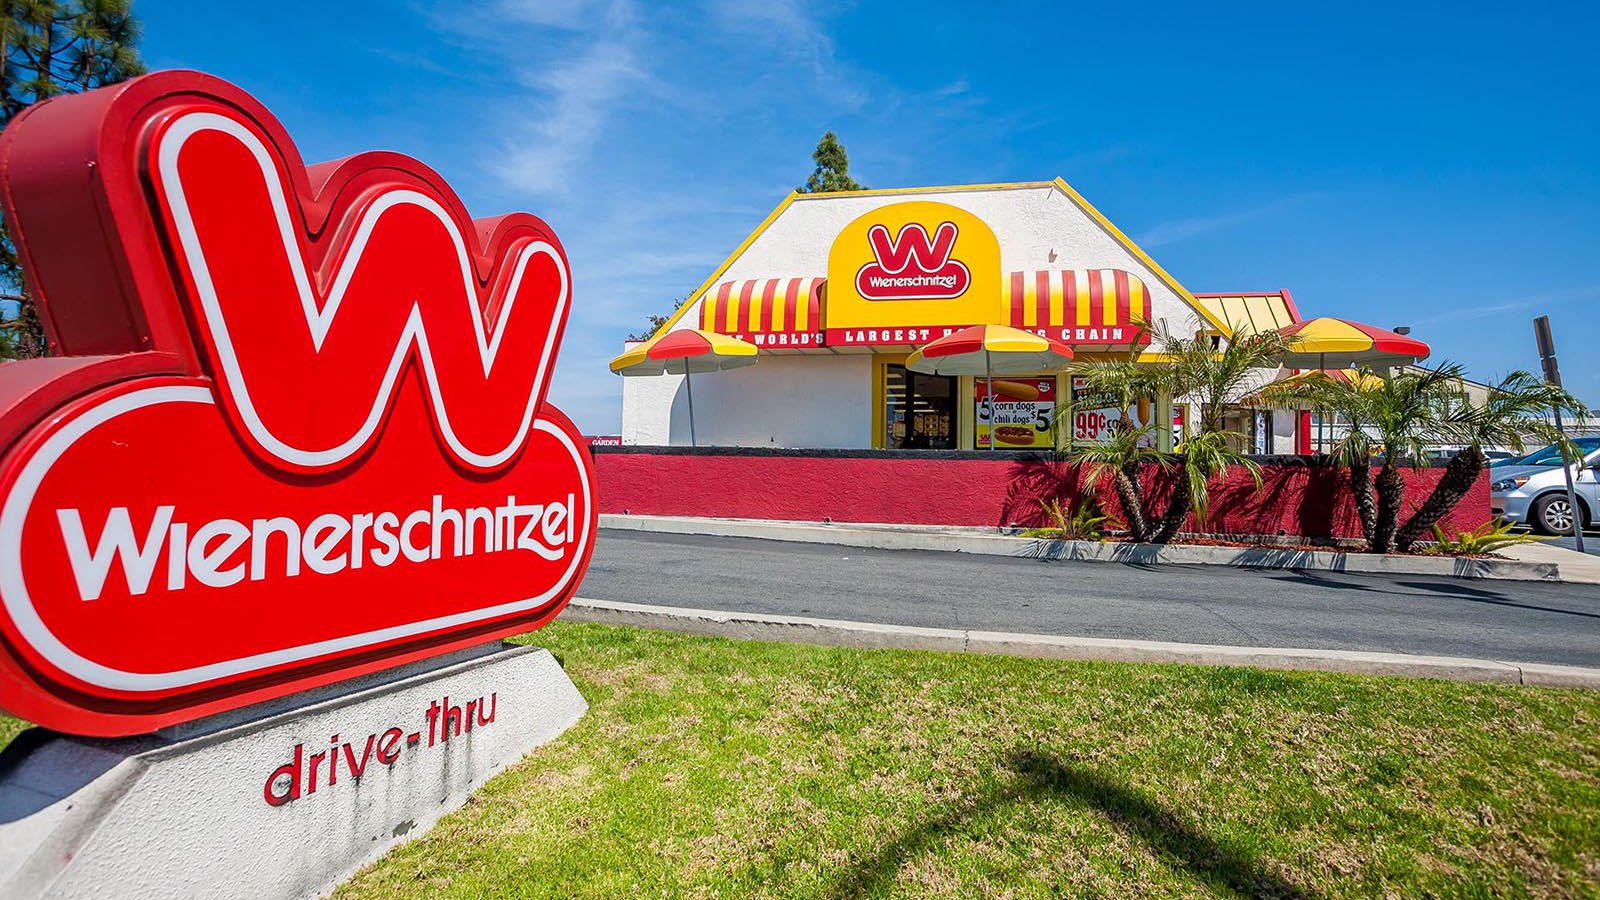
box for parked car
[1491,437,1600,469]
[1490,437,1600,534]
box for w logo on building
[856,221,971,301]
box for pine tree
[798,130,864,193]
[1,0,144,359]
[627,293,690,342]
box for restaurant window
[883,364,956,449]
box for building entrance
[882,363,956,450]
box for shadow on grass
[831,749,1318,900]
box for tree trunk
[1395,445,1486,551]
[1121,459,1143,504]
[1349,456,1376,546]
[1371,461,1405,553]
[1111,468,1147,542]
[1151,464,1192,544]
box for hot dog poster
[975,378,1056,449]
[1070,376,1159,447]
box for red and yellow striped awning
[699,277,824,347]
[1002,269,1148,344]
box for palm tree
[1158,324,1293,437]
[1065,318,1293,543]
[1262,371,1381,545]
[1151,429,1264,542]
[1393,371,1584,550]
[1063,346,1162,531]
[1063,422,1167,541]
[1144,321,1289,542]
[1273,365,1461,552]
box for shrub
[1423,519,1549,556]
[1021,497,1107,542]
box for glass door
[883,364,956,449]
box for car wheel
[1530,494,1584,535]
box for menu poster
[976,377,1056,449]
[1070,376,1159,447]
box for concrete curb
[601,514,1570,583]
[565,598,1600,689]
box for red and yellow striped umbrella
[1282,368,1386,390]
[905,325,1073,377]
[609,328,758,377]
[1278,317,1429,369]
[1251,368,1385,406]
[907,326,1072,452]
[609,329,758,447]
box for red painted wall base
[595,449,1491,541]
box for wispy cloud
[701,0,868,111]
[495,0,615,29]
[420,0,984,430]
[1411,284,1600,325]
[1137,192,1326,248]
[1056,142,1140,174]
[487,4,646,197]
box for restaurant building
[619,180,1309,454]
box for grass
[6,622,1600,897]
[0,712,27,751]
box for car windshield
[1503,436,1600,467]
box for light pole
[1533,316,1584,553]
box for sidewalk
[600,514,1598,584]
[1500,541,1600,584]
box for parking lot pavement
[1547,529,1600,556]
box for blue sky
[136,1,1600,430]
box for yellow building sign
[824,201,1001,345]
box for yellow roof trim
[1048,177,1233,338]
[645,178,1233,342]
[639,191,801,342]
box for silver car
[1490,437,1600,534]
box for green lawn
[0,711,26,751]
[6,623,1599,897]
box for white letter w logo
[149,111,571,473]
[866,222,958,274]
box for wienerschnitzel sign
[0,71,595,736]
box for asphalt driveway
[578,530,1600,668]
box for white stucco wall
[623,354,871,448]
[620,182,1235,448]
[1271,409,1299,454]
[620,368,679,445]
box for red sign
[855,222,971,301]
[823,325,969,346]
[0,71,595,736]
[976,378,1057,449]
[725,331,825,348]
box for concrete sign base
[0,642,587,900]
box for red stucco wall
[594,449,1492,540]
